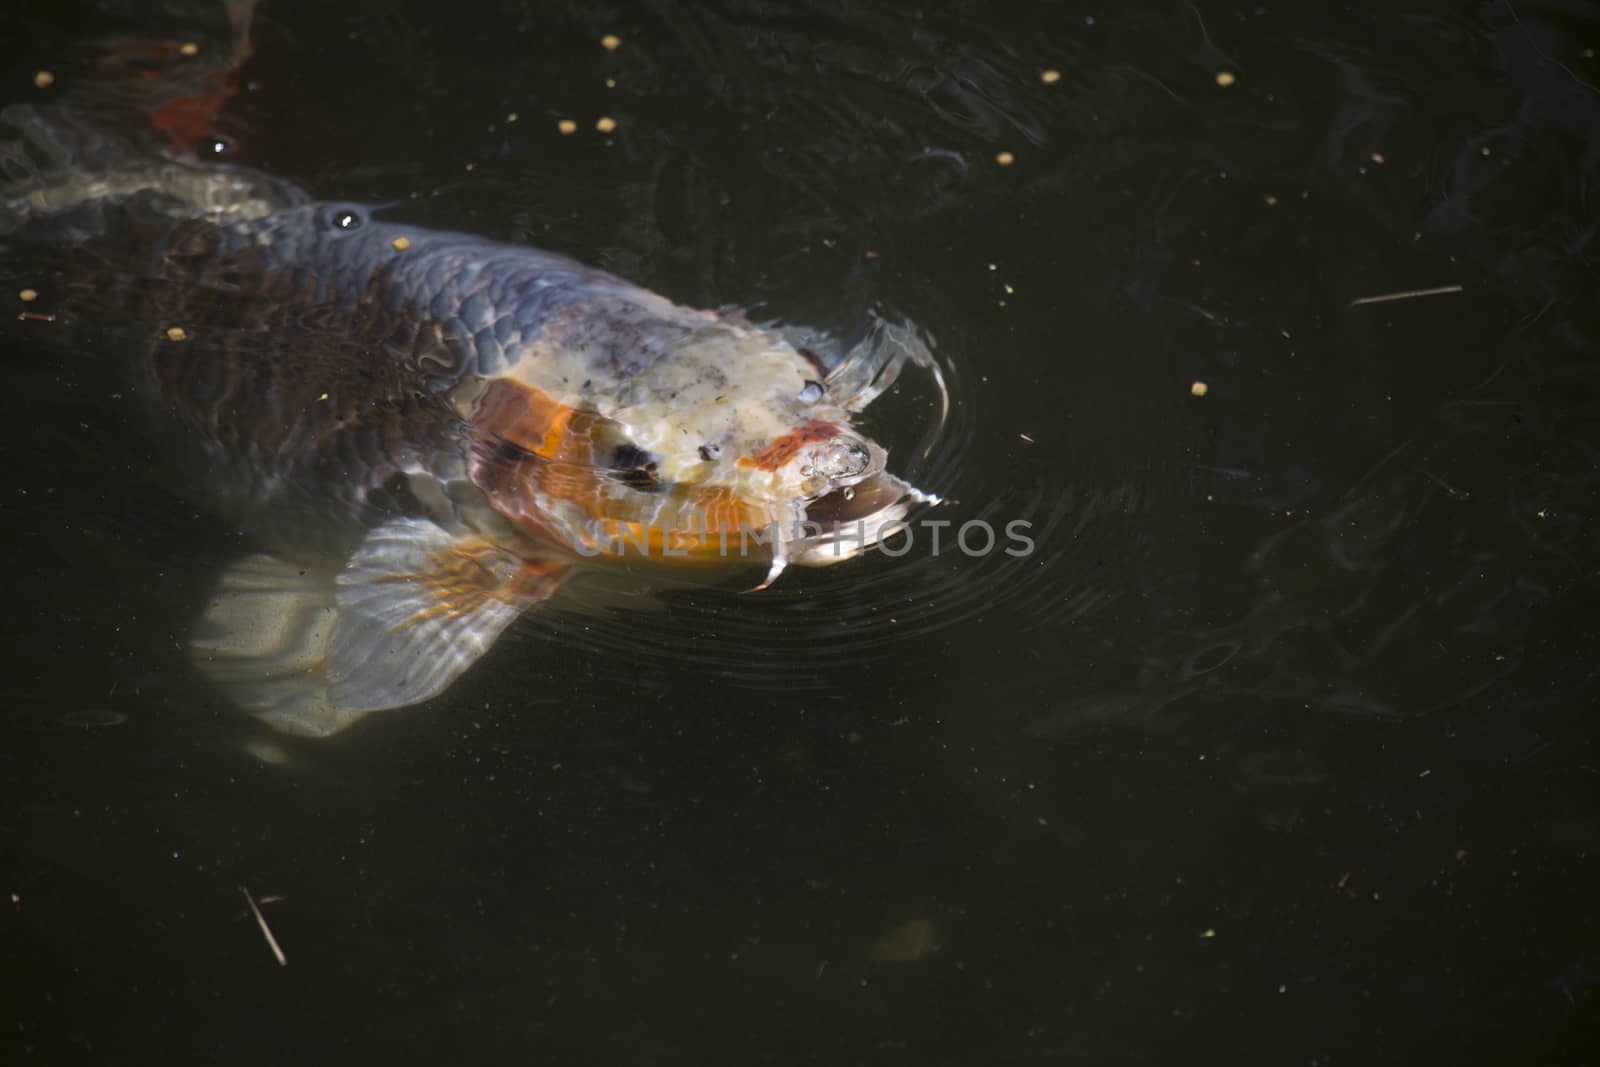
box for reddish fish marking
[740,420,842,472]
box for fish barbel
[0,83,941,735]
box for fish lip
[793,470,940,564]
[803,472,899,526]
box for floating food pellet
[33,70,54,89]
[179,42,199,57]
[18,288,38,302]
[1263,194,1278,206]
[506,112,518,123]
[596,116,617,133]
[1215,71,1236,87]
[390,236,411,251]
[1040,69,1061,84]
[996,150,1015,166]
[166,326,190,342]
[1369,151,1386,164]
[1190,380,1209,397]
[601,34,622,51]
[557,119,577,135]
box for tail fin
[0,102,301,239]
[1,0,286,236]
[52,0,258,156]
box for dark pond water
[2,0,1598,1062]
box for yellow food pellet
[390,236,411,251]
[1190,380,1209,397]
[557,119,578,135]
[179,42,199,57]
[601,34,622,51]
[506,112,519,123]
[1040,69,1061,84]
[996,151,1015,166]
[33,70,54,89]
[18,289,38,302]
[596,116,617,133]
[166,326,189,342]
[1215,71,1236,87]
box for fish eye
[331,209,363,230]
[610,444,662,492]
[206,135,234,156]
[698,443,722,462]
[798,379,827,403]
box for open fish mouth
[791,470,939,566]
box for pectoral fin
[192,519,567,737]
[325,519,565,712]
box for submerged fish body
[0,102,939,736]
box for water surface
[2,1,1597,1062]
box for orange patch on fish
[740,420,842,471]
[471,378,581,459]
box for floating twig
[1349,285,1464,307]
[239,885,286,966]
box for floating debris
[1040,69,1061,84]
[179,42,199,57]
[995,150,1015,166]
[869,918,938,964]
[1349,284,1463,307]
[1215,71,1236,87]
[1190,380,1209,397]
[1019,433,1035,444]
[1369,151,1386,164]
[240,885,287,966]
[166,326,190,342]
[557,119,577,135]
[33,70,54,89]
[61,708,127,727]
[243,737,289,765]
[18,288,38,302]
[596,116,618,133]
[1263,194,1278,206]
[601,34,622,51]
[390,235,411,252]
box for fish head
[465,309,935,579]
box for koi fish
[0,19,942,736]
